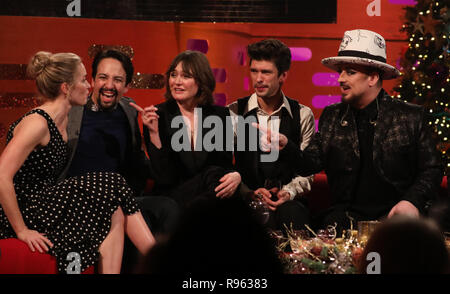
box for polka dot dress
[0,109,140,273]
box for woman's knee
[201,166,227,185]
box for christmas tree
[394,0,449,175]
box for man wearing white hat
[269,29,443,232]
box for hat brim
[321,56,400,80]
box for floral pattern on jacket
[296,89,443,213]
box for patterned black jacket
[295,89,443,213]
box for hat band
[338,50,386,63]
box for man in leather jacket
[260,30,443,232]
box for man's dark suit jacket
[59,97,152,196]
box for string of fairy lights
[394,0,449,174]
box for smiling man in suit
[59,49,179,272]
[60,49,149,194]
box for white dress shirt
[228,92,316,200]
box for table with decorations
[270,222,450,274]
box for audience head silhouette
[140,197,283,274]
[358,215,450,274]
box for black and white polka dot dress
[0,109,140,273]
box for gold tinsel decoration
[0,93,41,109]
[88,44,135,60]
[272,222,364,274]
[130,73,165,89]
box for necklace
[340,97,379,127]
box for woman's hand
[129,102,159,134]
[16,228,53,253]
[215,172,241,199]
[130,102,162,148]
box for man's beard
[97,87,119,111]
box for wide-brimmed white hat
[321,29,400,80]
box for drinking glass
[249,195,270,225]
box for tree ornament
[420,8,443,38]
[412,15,425,34]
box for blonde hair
[27,51,81,99]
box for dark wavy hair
[92,49,134,86]
[164,50,215,106]
[247,39,291,76]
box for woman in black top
[131,50,241,206]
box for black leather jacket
[294,89,443,214]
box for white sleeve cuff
[282,186,297,201]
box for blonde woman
[0,51,155,274]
